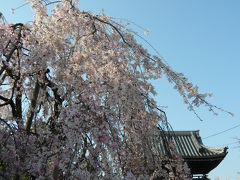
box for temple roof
[151,130,228,175]
[169,130,227,159]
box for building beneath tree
[153,130,228,179]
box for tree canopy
[0,0,227,179]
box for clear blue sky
[1,0,240,178]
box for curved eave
[182,151,228,160]
[183,153,227,175]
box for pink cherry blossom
[0,0,229,179]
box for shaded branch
[44,70,63,119]
[25,80,40,135]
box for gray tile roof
[151,130,227,159]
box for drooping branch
[0,24,23,76]
[82,12,132,47]
[65,143,78,178]
[0,46,17,76]
[25,80,40,135]
[44,69,63,116]
[0,95,16,116]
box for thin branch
[0,117,17,146]
[82,12,131,47]
[65,143,78,178]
